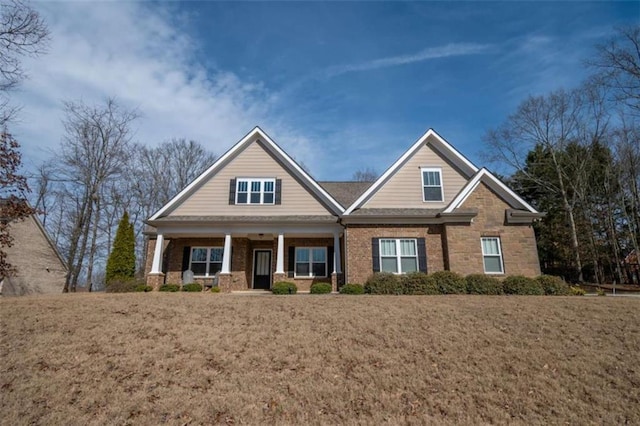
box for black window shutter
[275,179,282,205]
[417,238,427,273]
[327,246,334,276]
[287,246,295,278]
[228,178,236,205]
[182,246,191,272]
[372,238,380,272]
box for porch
[146,226,344,292]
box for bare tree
[589,25,640,114]
[54,98,138,292]
[484,89,587,281]
[0,0,49,124]
[352,167,377,182]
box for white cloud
[12,2,318,174]
[325,42,494,77]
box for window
[421,168,443,202]
[295,247,327,277]
[236,178,275,205]
[481,237,504,274]
[190,247,223,276]
[380,239,418,274]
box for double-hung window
[421,167,443,202]
[481,237,504,274]
[236,178,275,205]
[190,247,223,276]
[380,239,418,274]
[295,247,327,277]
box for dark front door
[253,250,272,290]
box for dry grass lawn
[1,293,639,425]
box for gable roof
[344,129,479,214]
[443,168,538,214]
[318,181,373,208]
[149,127,345,220]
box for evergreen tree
[105,211,135,285]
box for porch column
[275,233,285,274]
[151,233,164,273]
[221,234,232,273]
[333,231,342,274]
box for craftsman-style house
[144,127,542,291]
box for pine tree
[105,211,135,285]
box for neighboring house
[144,127,542,291]
[1,209,67,296]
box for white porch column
[275,233,285,274]
[333,231,342,274]
[221,234,232,273]
[151,233,164,273]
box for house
[144,127,542,291]
[1,208,67,296]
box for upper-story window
[236,178,276,205]
[421,167,443,202]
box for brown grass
[1,293,639,425]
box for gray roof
[318,181,373,208]
[350,208,443,216]
[149,215,338,223]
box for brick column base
[147,273,165,291]
[217,274,233,293]
[273,273,286,284]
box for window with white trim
[236,178,275,204]
[380,239,418,274]
[295,247,327,277]
[421,168,443,202]
[481,237,504,274]
[190,247,223,276]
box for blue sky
[13,1,639,181]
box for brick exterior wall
[344,183,541,282]
[445,183,540,277]
[2,216,67,296]
[145,235,343,292]
[345,224,445,284]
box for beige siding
[364,140,469,209]
[2,216,66,296]
[171,140,331,216]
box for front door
[253,250,272,290]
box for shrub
[400,272,439,295]
[364,272,402,295]
[570,285,586,296]
[465,274,503,295]
[502,275,544,295]
[134,284,153,292]
[105,280,137,293]
[159,284,180,292]
[536,275,570,295]
[596,287,606,296]
[182,283,203,292]
[310,283,332,294]
[272,282,297,295]
[431,271,467,294]
[339,283,364,295]
[211,286,221,293]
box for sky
[11,1,640,181]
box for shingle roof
[318,181,373,208]
[149,215,338,223]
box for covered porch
[145,217,344,292]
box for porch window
[190,247,223,277]
[421,167,443,202]
[380,239,418,274]
[236,178,276,205]
[481,237,504,274]
[295,247,327,277]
